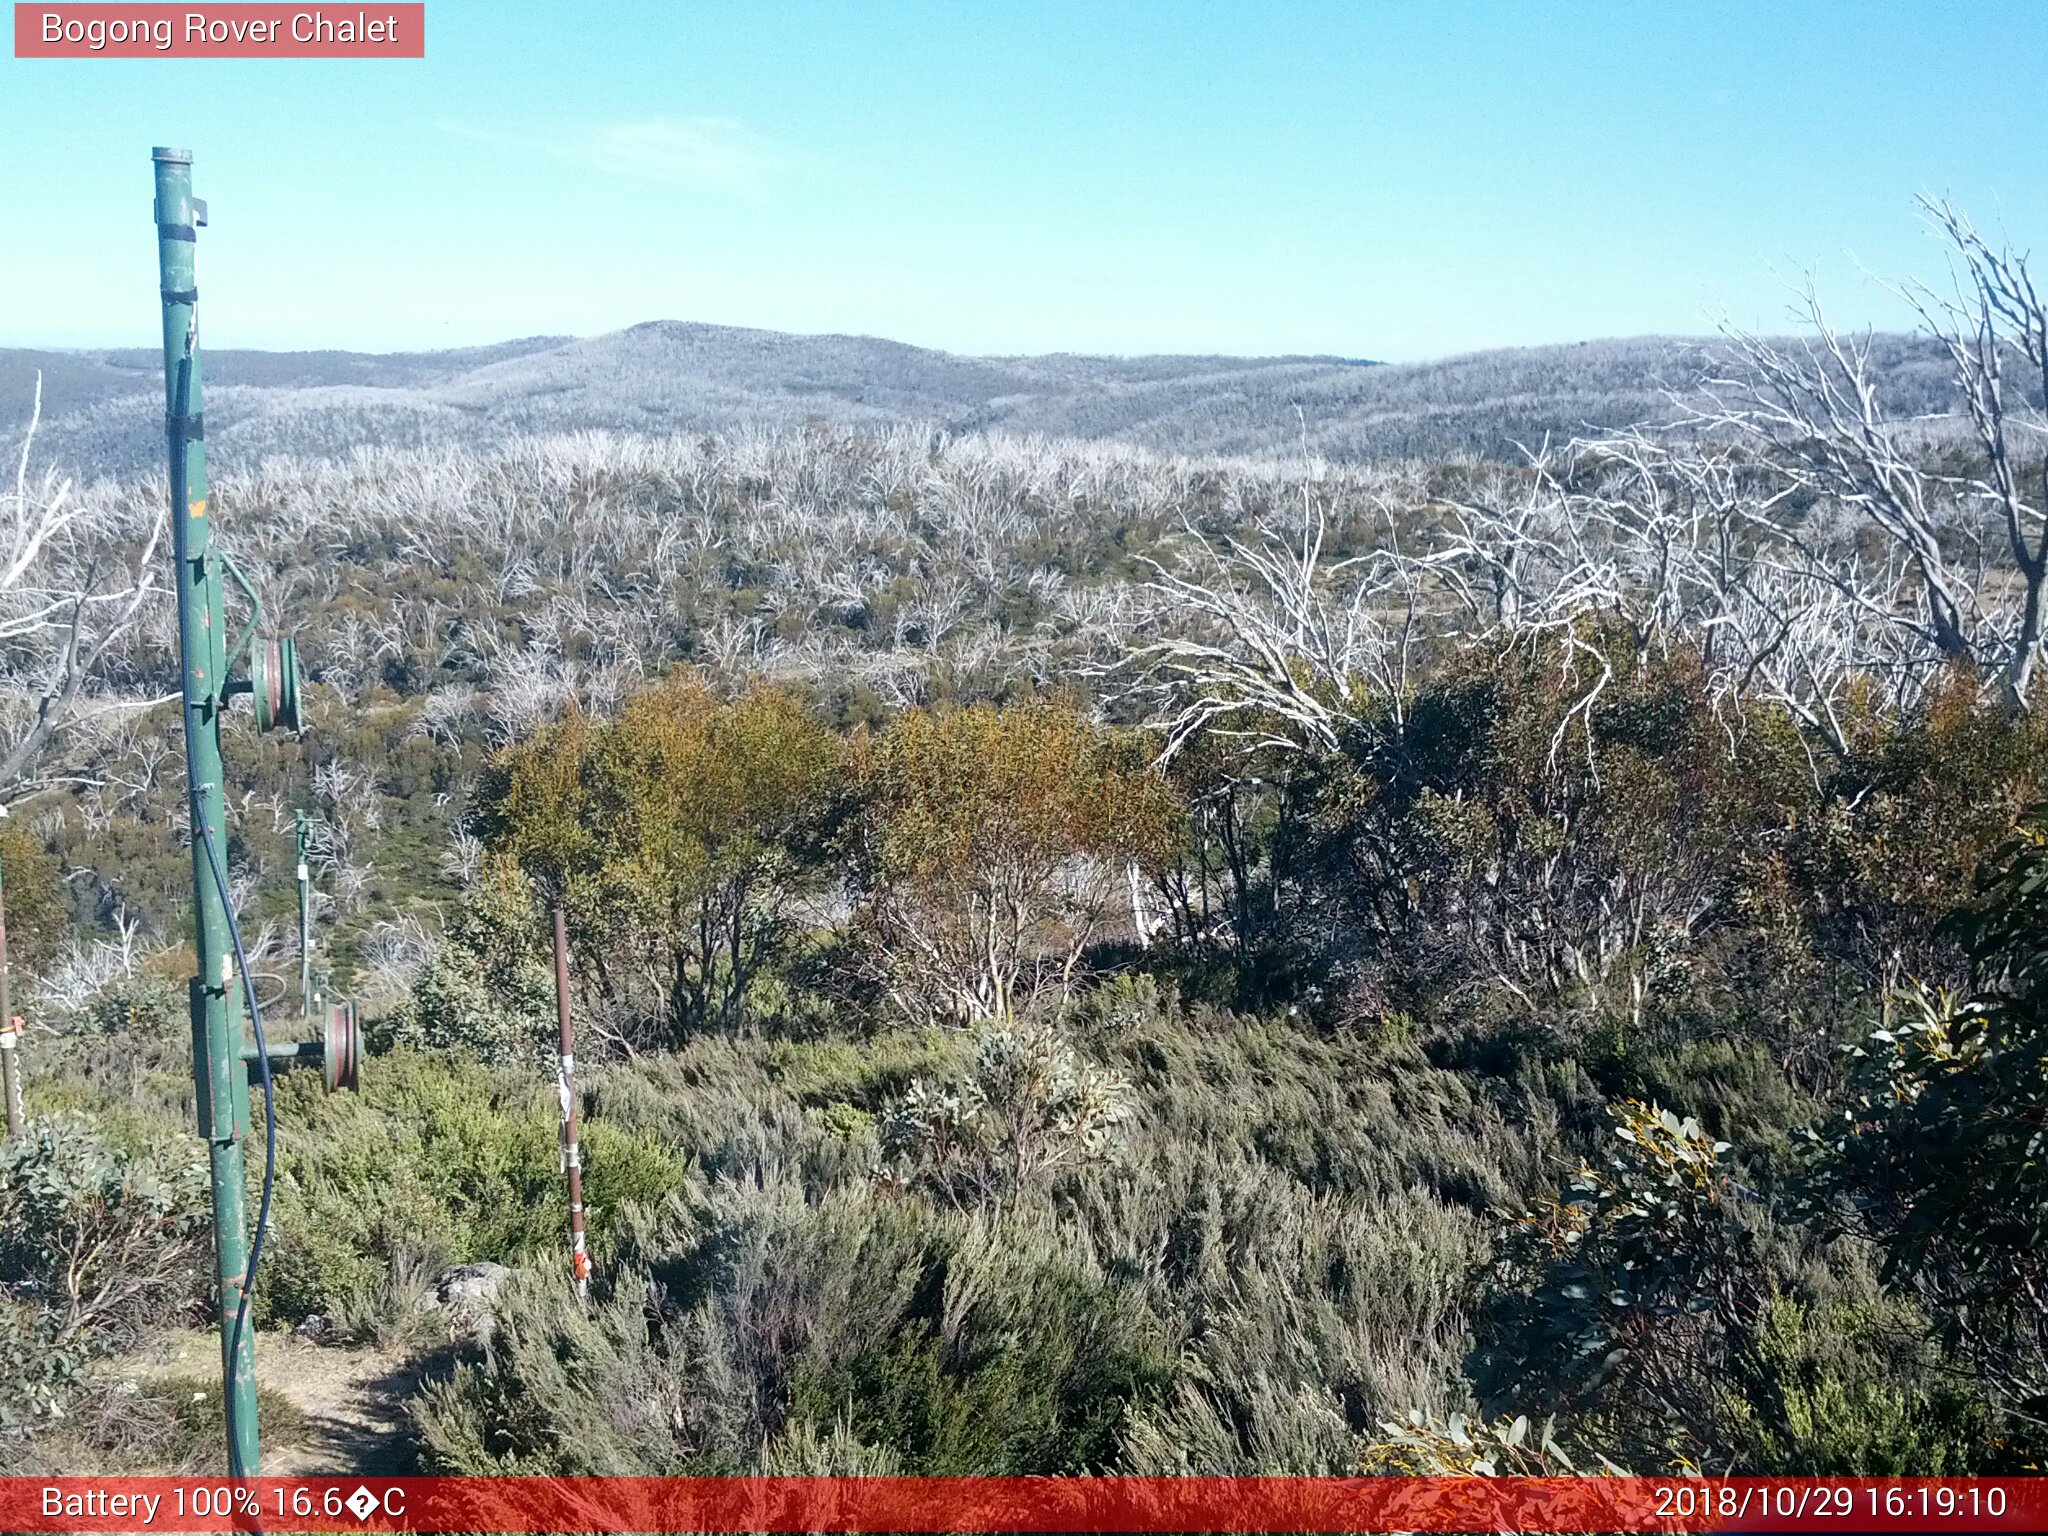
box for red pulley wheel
[323,1000,360,1092]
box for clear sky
[3,1,2043,360]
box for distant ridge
[0,321,1951,479]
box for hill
[2,321,1953,480]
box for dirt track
[135,1329,420,1475]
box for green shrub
[849,696,1180,1026]
[765,1029,962,1111]
[381,869,554,1067]
[473,680,846,1039]
[0,1114,209,1350]
[77,971,187,1040]
[1802,807,2048,1413]
[0,1298,86,1429]
[785,1229,1174,1473]
[34,963,197,1125]
[1717,1296,1996,1475]
[414,1188,1177,1475]
[258,1049,685,1327]
[0,1114,209,1435]
[878,1021,1133,1203]
[1597,1037,1814,1187]
[1471,1095,2012,1472]
[1469,1100,1763,1462]
[0,822,70,975]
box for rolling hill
[0,321,1951,480]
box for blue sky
[3,1,2043,359]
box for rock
[433,1261,515,1308]
[419,1261,517,1337]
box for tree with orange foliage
[477,677,842,1037]
[849,695,1180,1027]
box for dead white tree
[1697,200,2048,709]
[1126,486,1420,762]
[0,378,172,800]
[1901,198,2048,705]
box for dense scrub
[369,652,2046,1477]
[408,996,1505,1476]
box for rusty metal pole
[0,823,19,1138]
[551,906,589,1305]
[0,1022,22,1141]
[296,811,312,1018]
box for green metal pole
[153,146,259,1478]
[296,811,312,1018]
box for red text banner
[3,1476,2045,1533]
[14,5,424,57]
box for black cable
[170,320,276,1481]
[197,789,276,1473]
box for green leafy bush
[381,866,554,1067]
[1474,1092,2013,1472]
[1469,1100,1762,1459]
[1803,807,2048,1413]
[76,971,187,1039]
[878,1021,1133,1203]
[0,1114,209,1431]
[1717,1296,1997,1475]
[0,1113,209,1348]
[411,997,1503,1477]
[415,1188,1176,1475]
[259,1049,685,1328]
[473,680,845,1039]
[849,696,1180,1026]
[0,1298,86,1428]
[0,822,70,975]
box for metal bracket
[216,549,263,671]
[236,1001,358,1094]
